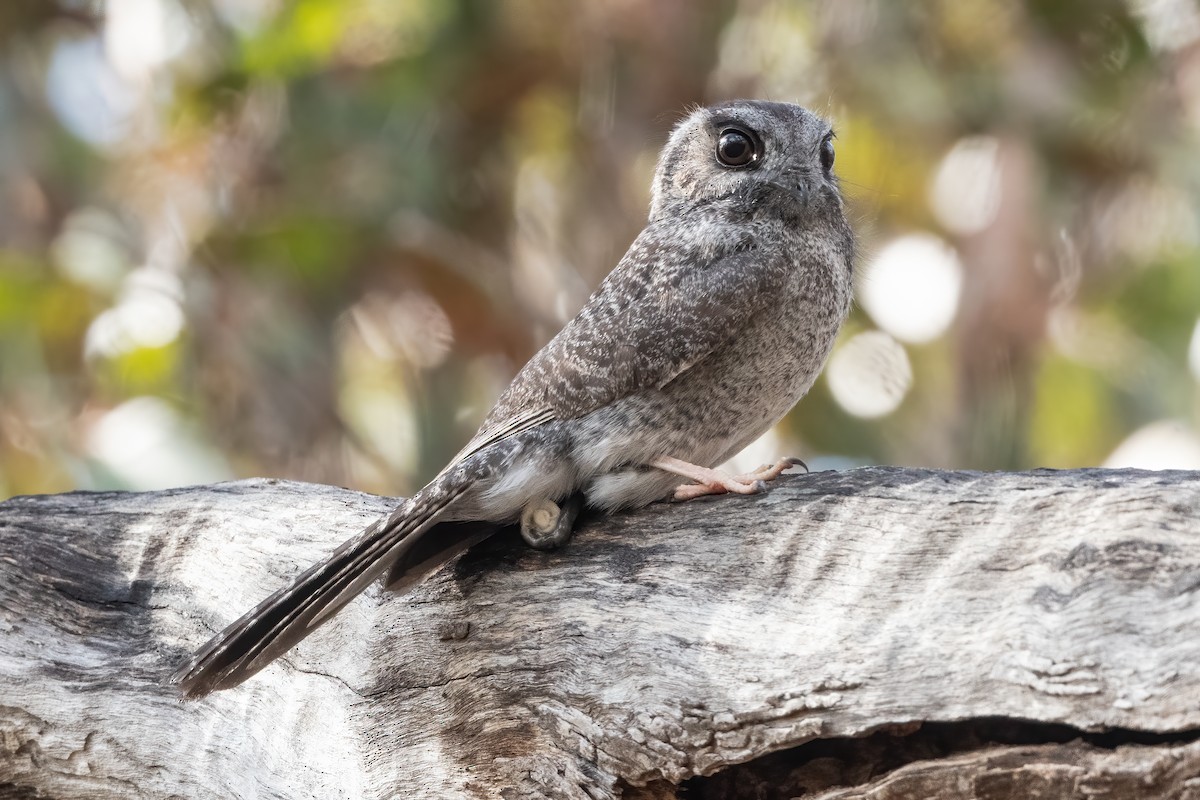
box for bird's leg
[652,455,806,502]
[651,455,764,499]
[520,492,584,550]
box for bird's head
[649,100,844,226]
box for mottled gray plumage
[173,100,855,697]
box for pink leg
[651,455,805,502]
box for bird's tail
[172,472,472,698]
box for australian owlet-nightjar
[174,100,855,697]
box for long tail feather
[172,477,469,698]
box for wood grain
[1,468,1197,798]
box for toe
[783,456,809,473]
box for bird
[173,99,855,698]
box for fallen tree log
[0,467,1197,799]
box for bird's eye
[819,135,835,172]
[716,128,758,168]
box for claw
[736,456,807,483]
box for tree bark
[1,467,1197,799]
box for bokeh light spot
[827,330,912,419]
[1104,420,1200,470]
[724,428,782,476]
[51,208,131,293]
[86,397,231,489]
[84,269,185,358]
[105,0,190,84]
[1188,318,1200,383]
[929,135,1002,235]
[859,233,963,344]
[46,36,137,148]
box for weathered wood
[1,468,1198,799]
[673,721,1200,799]
[809,740,1200,800]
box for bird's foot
[652,455,806,502]
[520,492,583,550]
[735,455,808,483]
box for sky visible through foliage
[1,0,1199,499]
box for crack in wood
[674,718,1200,799]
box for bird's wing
[453,224,785,463]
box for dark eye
[716,128,758,168]
[819,135,835,172]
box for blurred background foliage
[2,0,1200,500]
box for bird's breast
[571,252,849,506]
